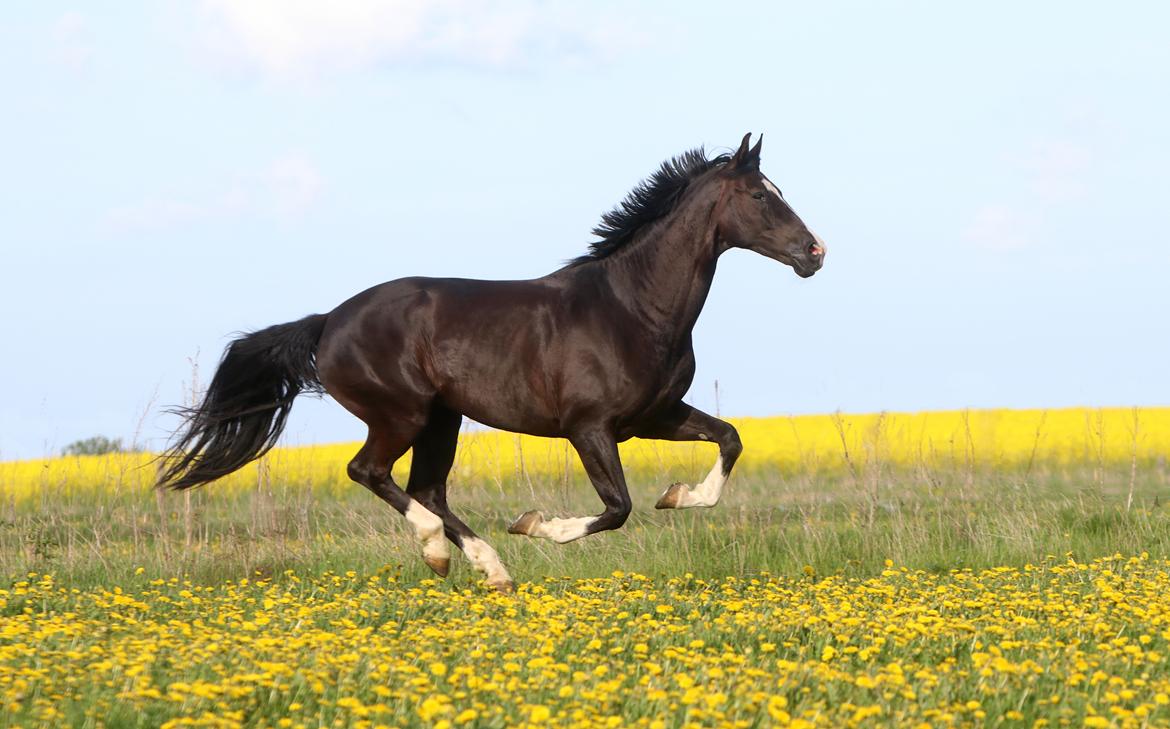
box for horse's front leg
[636,402,743,509]
[508,428,631,543]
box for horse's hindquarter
[316,278,445,409]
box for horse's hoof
[508,510,543,536]
[423,555,450,578]
[655,482,688,509]
[486,578,515,593]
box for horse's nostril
[808,242,824,257]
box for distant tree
[62,436,129,456]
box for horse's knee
[719,423,743,465]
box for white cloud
[197,0,643,79]
[961,204,1035,250]
[102,154,323,233]
[103,199,211,233]
[52,12,93,69]
[1023,139,1093,202]
[268,155,323,216]
[961,137,1096,250]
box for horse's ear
[729,132,761,173]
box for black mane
[570,147,730,266]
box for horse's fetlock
[606,503,631,528]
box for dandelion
[3,553,1170,727]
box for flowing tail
[156,313,328,490]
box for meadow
[2,407,1169,728]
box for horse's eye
[751,191,767,200]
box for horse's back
[316,275,568,427]
[316,271,674,436]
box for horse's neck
[598,202,719,346]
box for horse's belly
[439,382,563,438]
[431,347,564,437]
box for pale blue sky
[2,2,1167,459]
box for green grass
[3,456,1168,589]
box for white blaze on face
[530,515,595,544]
[762,177,789,209]
[671,455,728,508]
[463,537,512,586]
[404,500,448,562]
[762,176,827,256]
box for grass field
[2,407,1169,727]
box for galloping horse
[158,134,826,591]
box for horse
[157,133,826,591]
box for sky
[1,1,1168,460]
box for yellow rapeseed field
[3,556,1170,728]
[2,407,1167,504]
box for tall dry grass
[1,407,1167,588]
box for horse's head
[714,133,826,278]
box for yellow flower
[417,697,450,722]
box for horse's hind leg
[345,416,449,575]
[407,404,514,591]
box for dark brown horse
[158,134,826,590]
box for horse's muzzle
[796,240,825,278]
